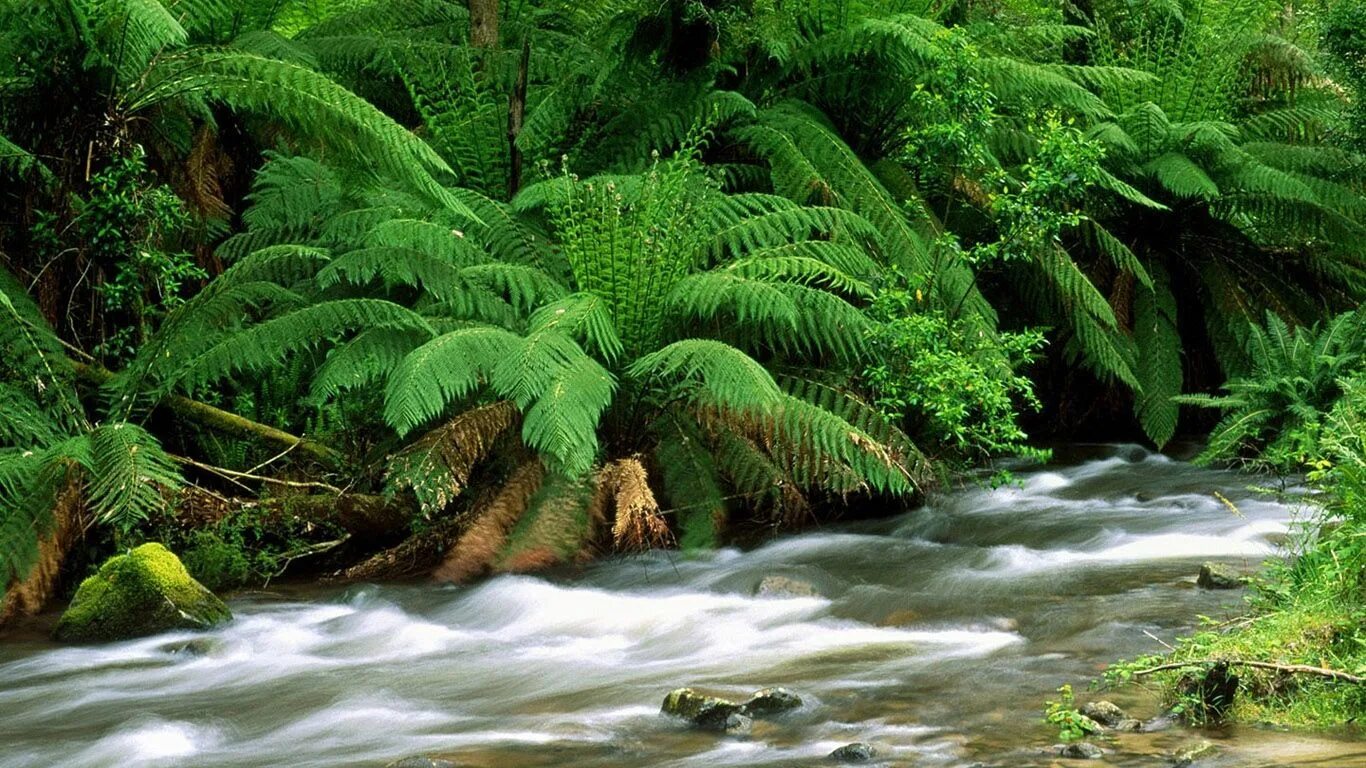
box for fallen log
[73,362,342,465]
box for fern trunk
[469,0,499,48]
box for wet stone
[1197,562,1243,589]
[755,576,820,598]
[1080,700,1127,728]
[1171,740,1219,766]
[742,687,803,716]
[829,742,877,762]
[697,709,752,735]
[1058,742,1105,759]
[1114,718,1144,732]
[660,688,748,735]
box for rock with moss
[1079,700,1127,727]
[1197,562,1243,589]
[660,688,750,734]
[53,543,233,642]
[1057,742,1104,760]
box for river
[1,444,1362,767]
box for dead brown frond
[389,401,519,515]
[183,124,231,220]
[497,546,560,573]
[606,458,673,552]
[433,459,543,583]
[1110,270,1135,333]
[495,474,596,573]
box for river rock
[54,543,232,642]
[829,742,877,762]
[1057,742,1104,759]
[755,576,819,598]
[698,709,752,735]
[1197,562,1243,589]
[661,688,748,734]
[1079,700,1127,727]
[742,687,803,715]
[1114,718,1144,732]
[1170,740,1219,766]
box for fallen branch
[172,454,344,494]
[1132,659,1366,685]
[73,362,342,465]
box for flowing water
[2,444,1362,767]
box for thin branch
[1132,659,1366,684]
[172,455,344,494]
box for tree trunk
[469,0,500,49]
[507,37,530,198]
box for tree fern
[1133,265,1182,446]
[128,50,477,220]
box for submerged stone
[383,758,460,768]
[1197,562,1243,589]
[742,687,803,716]
[54,543,232,643]
[1080,700,1127,727]
[754,575,819,598]
[829,742,877,762]
[1171,740,1219,766]
[1057,742,1104,759]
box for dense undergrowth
[1,0,1365,647]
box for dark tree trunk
[507,38,530,198]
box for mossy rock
[54,543,233,643]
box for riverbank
[5,446,1359,767]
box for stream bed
[2,444,1362,767]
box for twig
[1132,659,1366,684]
[172,455,343,494]
[1143,629,1176,652]
[265,537,349,587]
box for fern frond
[384,326,523,435]
[387,401,519,516]
[1133,266,1183,447]
[433,459,543,583]
[84,423,181,531]
[129,50,476,220]
[653,420,726,550]
[629,340,782,412]
[170,298,432,394]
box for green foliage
[864,283,1047,462]
[2,0,1365,591]
[1180,310,1366,471]
[74,147,206,363]
[1043,684,1101,742]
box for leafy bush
[864,285,1046,463]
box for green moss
[180,529,252,591]
[53,543,232,643]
